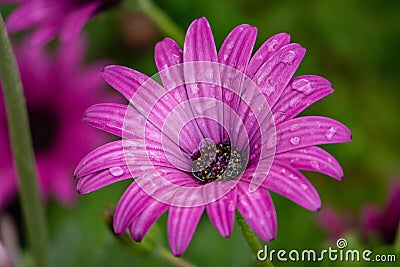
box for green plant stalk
[155,247,196,267]
[137,0,185,46]
[236,210,275,267]
[0,13,49,267]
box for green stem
[236,211,275,267]
[0,13,49,267]
[136,0,185,46]
[155,247,196,267]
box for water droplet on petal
[264,81,276,96]
[292,79,314,95]
[280,168,286,174]
[281,51,296,64]
[223,53,229,61]
[324,127,337,140]
[109,167,125,177]
[301,184,308,191]
[310,160,320,170]
[289,96,302,107]
[268,39,279,52]
[228,202,236,212]
[190,84,199,95]
[205,68,214,80]
[223,91,233,102]
[290,123,300,131]
[226,41,234,50]
[289,136,300,145]
[274,111,286,123]
[227,71,238,79]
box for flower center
[191,141,247,184]
[28,106,59,152]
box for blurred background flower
[1,0,123,44]
[0,38,111,209]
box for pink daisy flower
[1,0,122,44]
[0,38,110,208]
[75,17,351,256]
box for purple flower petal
[129,200,169,242]
[101,65,156,102]
[183,17,223,142]
[272,75,334,123]
[218,24,257,73]
[275,146,344,179]
[236,182,277,242]
[205,186,237,237]
[218,24,257,140]
[6,1,45,32]
[274,116,352,154]
[247,33,291,78]
[114,170,196,234]
[83,103,130,137]
[113,182,154,234]
[60,3,99,42]
[74,141,126,178]
[263,162,321,210]
[252,43,306,107]
[168,205,205,256]
[76,166,133,194]
[154,37,183,90]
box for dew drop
[228,202,236,212]
[289,96,302,107]
[292,79,314,95]
[227,71,238,79]
[190,84,199,95]
[226,41,234,50]
[267,39,279,52]
[280,168,287,174]
[264,82,276,96]
[250,154,257,161]
[223,53,229,61]
[224,91,234,102]
[205,68,214,80]
[289,136,300,145]
[274,111,286,123]
[290,123,300,131]
[281,51,296,64]
[324,127,337,140]
[109,167,125,177]
[310,160,320,170]
[300,184,308,191]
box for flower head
[75,17,351,256]
[2,0,123,44]
[0,38,110,208]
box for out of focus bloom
[318,180,400,244]
[0,38,110,208]
[75,17,351,256]
[362,180,400,244]
[1,0,123,44]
